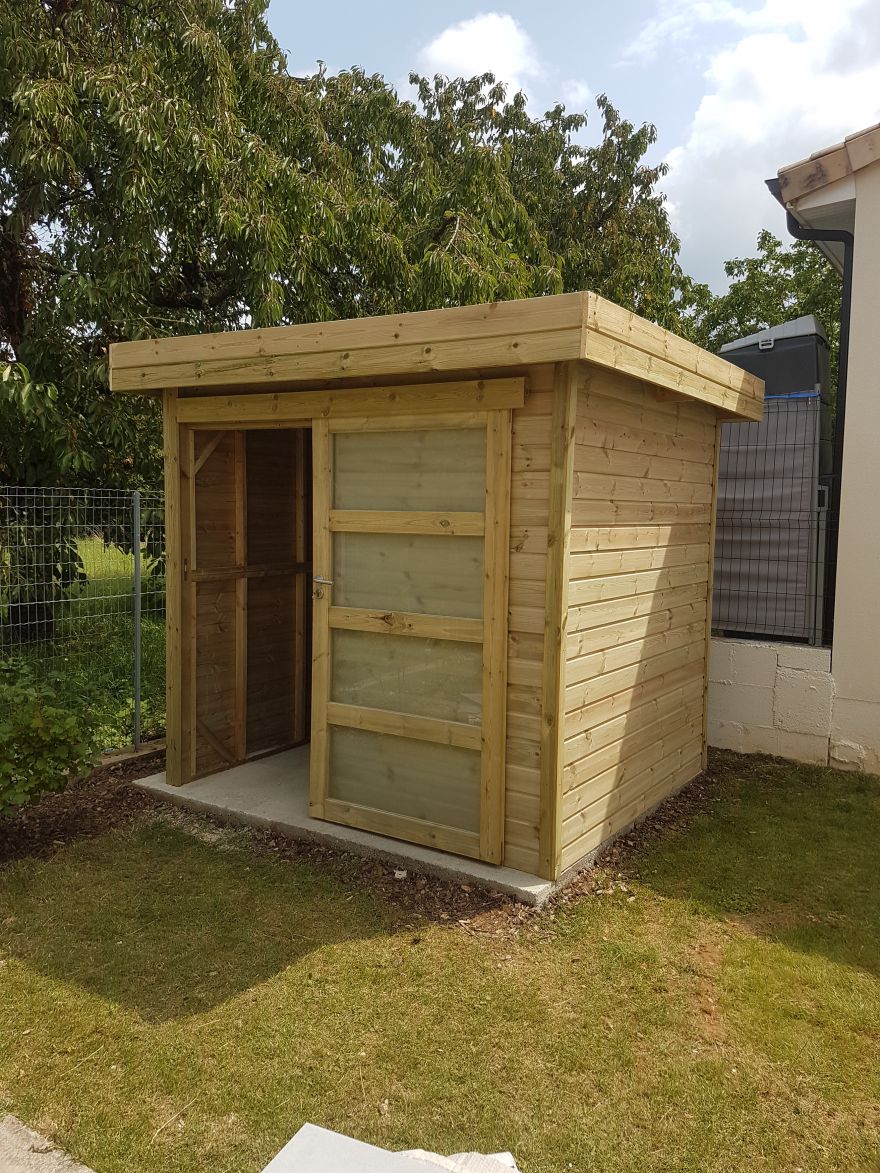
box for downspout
[765,177,854,648]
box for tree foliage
[684,230,842,383]
[1,0,688,490]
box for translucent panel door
[309,410,511,863]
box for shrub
[0,664,99,814]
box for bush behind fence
[0,486,165,751]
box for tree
[2,0,690,493]
[683,230,842,384]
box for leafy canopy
[1,0,687,489]
[684,229,843,384]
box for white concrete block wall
[707,638,833,765]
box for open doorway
[244,429,313,759]
[187,426,312,779]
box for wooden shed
[109,293,763,883]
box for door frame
[164,379,521,859]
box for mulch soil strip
[0,749,743,934]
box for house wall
[707,638,833,764]
[503,364,555,874]
[826,161,880,773]
[558,366,717,872]
[714,155,880,776]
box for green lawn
[1,751,878,1172]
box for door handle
[313,575,334,586]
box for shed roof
[109,291,763,421]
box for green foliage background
[1,0,701,491]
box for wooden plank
[174,378,524,423]
[329,510,485,536]
[328,606,483,643]
[562,734,703,844]
[569,542,709,581]
[566,600,708,661]
[192,430,227,477]
[567,561,709,608]
[565,639,706,715]
[181,426,197,781]
[584,292,764,417]
[118,329,558,392]
[560,713,708,816]
[569,523,710,554]
[308,419,332,819]
[293,429,308,744]
[196,717,237,766]
[577,366,720,435]
[326,702,481,751]
[112,294,585,371]
[702,423,721,770]
[329,411,488,433]
[567,580,708,635]
[480,408,512,865]
[565,621,706,689]
[538,362,578,881]
[571,469,713,504]
[570,500,713,527]
[191,562,310,582]
[561,752,702,871]
[564,677,704,767]
[321,797,482,860]
[233,431,247,762]
[162,390,183,786]
[573,443,714,486]
[564,659,705,740]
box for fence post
[132,490,142,749]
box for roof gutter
[766,176,853,648]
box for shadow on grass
[0,820,391,1023]
[638,751,880,977]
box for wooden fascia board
[110,288,762,422]
[582,292,764,422]
[109,294,585,392]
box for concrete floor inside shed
[135,747,552,905]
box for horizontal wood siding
[503,365,554,874]
[560,366,716,872]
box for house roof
[777,122,880,204]
[108,291,763,421]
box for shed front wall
[559,365,719,872]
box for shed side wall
[503,364,555,873]
[560,366,716,872]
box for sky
[267,0,880,291]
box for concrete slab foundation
[134,748,553,906]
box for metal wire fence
[0,486,165,751]
[713,393,833,646]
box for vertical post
[163,389,184,785]
[132,489,142,749]
[538,362,579,882]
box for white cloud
[634,0,880,286]
[563,79,593,109]
[416,12,543,96]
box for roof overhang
[109,291,763,422]
[774,122,880,273]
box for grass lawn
[0,751,878,1172]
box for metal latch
[313,574,333,599]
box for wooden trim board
[538,363,579,880]
[110,293,762,423]
[173,379,524,424]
